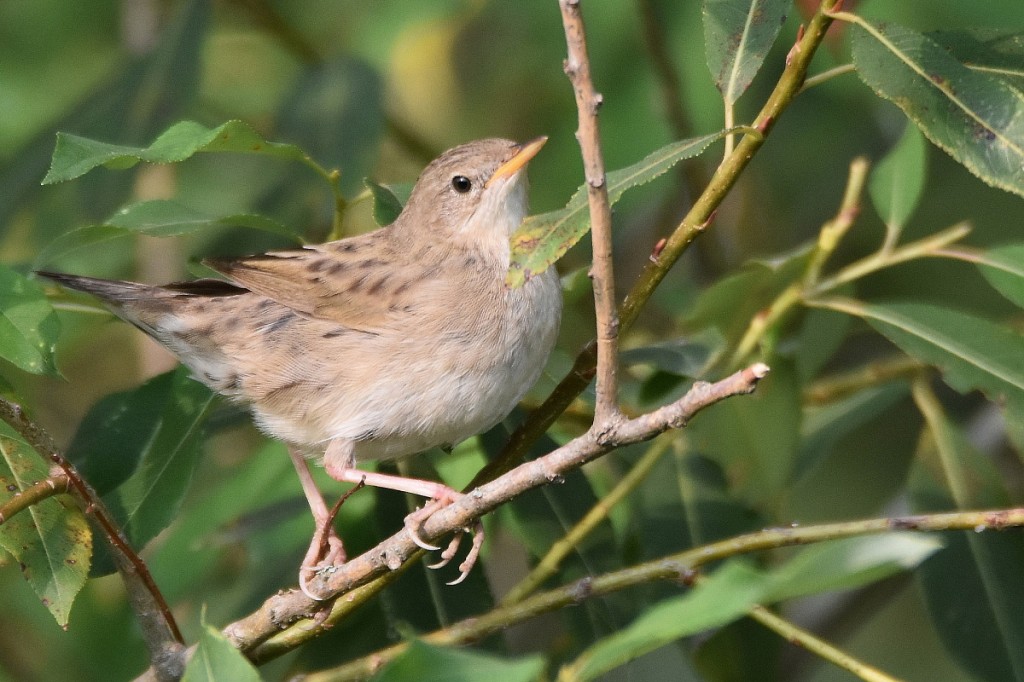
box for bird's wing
[204,235,432,332]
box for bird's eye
[451,175,472,193]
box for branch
[297,505,1024,680]
[216,364,769,654]
[479,0,842,483]
[0,474,70,524]
[0,399,185,682]
[559,0,622,425]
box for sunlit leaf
[376,639,545,682]
[44,119,313,185]
[869,123,927,237]
[851,20,1024,198]
[703,0,790,104]
[930,29,1024,92]
[507,130,735,286]
[0,419,91,627]
[0,265,60,375]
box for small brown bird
[40,137,561,597]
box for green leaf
[566,561,767,682]
[103,367,216,551]
[821,299,1024,412]
[851,20,1024,198]
[911,403,1024,682]
[507,130,735,287]
[703,0,790,104]
[36,200,299,266]
[0,265,60,375]
[568,534,936,681]
[621,328,725,378]
[66,370,185,497]
[869,123,927,236]
[763,534,941,604]
[0,419,91,627]
[975,243,1024,309]
[365,179,410,226]
[930,29,1024,92]
[43,119,313,185]
[375,639,544,682]
[182,620,261,682]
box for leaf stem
[800,63,857,92]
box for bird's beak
[485,136,548,188]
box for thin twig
[558,0,623,426]
[804,356,924,404]
[0,399,185,681]
[747,605,906,682]
[0,474,71,524]
[298,505,1024,681]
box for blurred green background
[1,1,1023,680]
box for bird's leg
[323,439,485,584]
[288,447,349,599]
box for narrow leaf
[507,130,735,286]
[0,420,91,626]
[570,535,935,681]
[820,299,1024,410]
[567,561,767,681]
[376,639,545,682]
[36,200,299,266]
[703,0,790,104]
[869,123,927,236]
[0,265,61,375]
[974,243,1024,309]
[851,20,1024,198]
[930,29,1024,92]
[44,119,313,185]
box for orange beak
[485,136,548,188]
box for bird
[38,136,562,598]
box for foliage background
[1,0,1023,680]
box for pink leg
[288,447,347,599]
[323,439,485,584]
